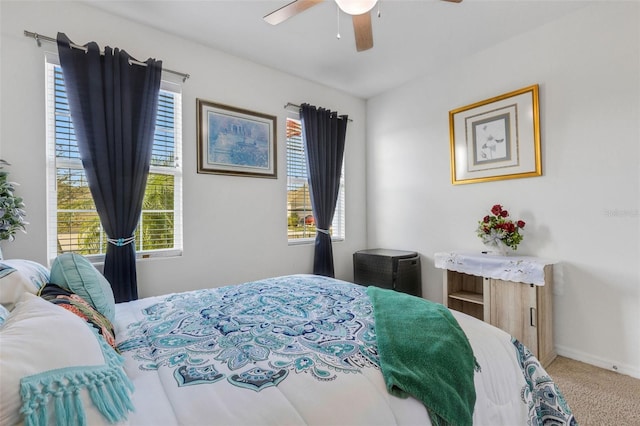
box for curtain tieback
[107,235,136,247]
[316,228,330,235]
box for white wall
[0,1,368,297]
[367,2,640,377]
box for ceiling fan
[263,0,463,52]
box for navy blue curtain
[57,33,162,302]
[299,104,348,277]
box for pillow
[49,253,115,323]
[0,293,133,426]
[0,304,9,327]
[39,283,117,350]
[0,259,50,310]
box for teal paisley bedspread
[116,274,575,425]
[512,338,577,425]
[117,275,379,391]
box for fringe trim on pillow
[18,330,134,426]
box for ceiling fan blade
[441,0,463,3]
[353,12,373,52]
[263,0,324,25]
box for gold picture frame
[449,84,541,185]
[197,99,277,178]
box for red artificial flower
[478,203,526,251]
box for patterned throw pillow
[39,283,117,350]
[0,304,9,327]
[0,259,50,310]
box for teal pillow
[49,253,115,323]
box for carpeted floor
[546,356,640,426]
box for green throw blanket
[367,286,479,426]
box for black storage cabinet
[353,249,422,296]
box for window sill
[53,248,183,267]
[288,237,344,246]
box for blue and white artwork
[207,112,270,169]
[197,100,276,178]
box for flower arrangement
[0,160,27,242]
[477,204,525,251]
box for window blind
[46,60,183,261]
[286,117,345,242]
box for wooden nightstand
[435,251,557,367]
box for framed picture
[197,99,277,178]
[448,84,541,185]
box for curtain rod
[24,30,190,82]
[284,102,353,122]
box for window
[286,117,345,242]
[46,61,183,261]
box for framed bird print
[448,84,541,184]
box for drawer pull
[530,307,537,327]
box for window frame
[45,55,183,264]
[286,116,345,245]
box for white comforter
[113,274,573,425]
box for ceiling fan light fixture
[334,0,378,16]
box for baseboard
[555,345,640,379]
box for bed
[0,256,576,426]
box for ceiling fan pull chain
[336,4,341,39]
[377,1,381,18]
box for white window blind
[45,60,183,262]
[286,117,345,243]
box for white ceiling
[84,0,591,99]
